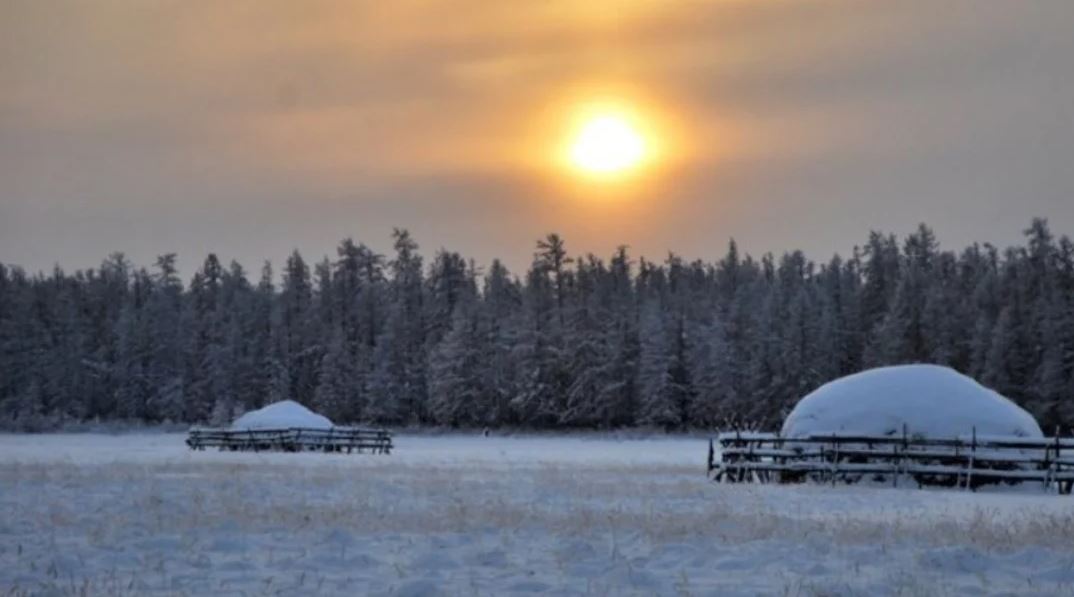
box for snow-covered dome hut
[781,365,1042,439]
[231,400,334,430]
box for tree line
[1,220,1072,431]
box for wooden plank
[719,434,1073,451]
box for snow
[229,400,333,430]
[3,432,1073,596]
[782,364,1044,439]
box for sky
[3,1,1074,277]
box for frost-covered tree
[313,328,359,423]
[479,259,524,424]
[428,287,484,427]
[366,229,426,424]
[279,250,320,406]
[637,300,691,430]
[114,268,153,420]
[145,254,185,421]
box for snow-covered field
[2,434,1074,596]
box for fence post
[748,436,756,483]
[734,429,742,483]
[1059,429,1066,494]
[1050,427,1060,493]
[776,431,784,484]
[966,426,976,492]
[831,434,838,487]
[892,441,899,488]
[902,423,909,488]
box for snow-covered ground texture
[229,400,334,430]
[782,364,1044,439]
[3,434,1074,596]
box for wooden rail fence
[708,428,1074,494]
[187,427,393,454]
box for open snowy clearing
[2,434,1074,596]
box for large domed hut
[230,400,334,430]
[781,364,1042,439]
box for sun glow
[567,113,647,176]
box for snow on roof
[781,364,1043,439]
[230,400,334,430]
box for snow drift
[230,400,334,430]
[781,365,1042,439]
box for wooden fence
[708,428,1074,494]
[187,427,393,454]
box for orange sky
[3,1,1074,274]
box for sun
[568,113,647,176]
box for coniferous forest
[2,219,1073,432]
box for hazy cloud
[3,0,1073,274]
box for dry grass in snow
[2,433,1074,596]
